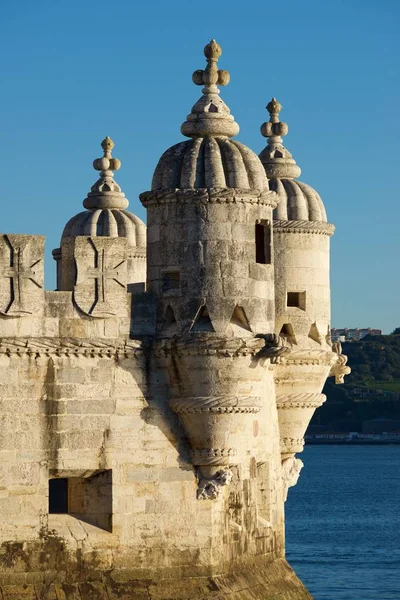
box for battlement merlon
[0,233,154,339]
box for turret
[260,98,334,344]
[142,41,277,337]
[259,99,349,466]
[141,41,280,497]
[53,137,146,291]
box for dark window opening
[162,271,180,292]
[49,478,68,514]
[287,291,306,310]
[48,470,112,532]
[255,221,271,265]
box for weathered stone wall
[274,227,332,342]
[0,267,289,592]
[142,189,277,335]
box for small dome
[152,138,268,191]
[59,137,146,252]
[270,179,327,222]
[62,209,146,249]
[151,40,268,193]
[259,98,329,224]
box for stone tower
[0,41,348,599]
[259,99,350,473]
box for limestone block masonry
[0,40,349,599]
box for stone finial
[192,39,230,92]
[259,98,301,179]
[84,137,128,210]
[93,136,121,175]
[260,98,289,139]
[181,40,239,139]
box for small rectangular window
[255,221,271,265]
[162,271,180,292]
[287,291,306,310]
[48,471,112,532]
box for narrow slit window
[255,221,271,264]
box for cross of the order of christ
[76,238,127,317]
[0,235,43,316]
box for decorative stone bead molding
[140,187,278,209]
[329,341,351,384]
[129,247,146,260]
[197,468,233,500]
[0,234,44,317]
[273,220,335,236]
[190,448,237,467]
[280,437,305,455]
[170,395,262,415]
[73,236,128,318]
[274,346,337,367]
[281,457,303,502]
[0,337,143,358]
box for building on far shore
[331,327,382,342]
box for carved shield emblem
[73,236,127,317]
[0,234,44,316]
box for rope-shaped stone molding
[191,447,237,466]
[158,335,265,358]
[140,188,278,208]
[0,337,144,358]
[169,395,262,414]
[276,392,326,410]
[273,220,335,236]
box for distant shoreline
[306,439,400,445]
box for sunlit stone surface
[0,40,349,599]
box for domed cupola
[151,40,269,192]
[141,40,278,335]
[53,137,146,290]
[260,98,332,226]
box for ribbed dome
[151,40,268,194]
[152,138,269,191]
[270,179,327,222]
[62,209,146,249]
[59,137,146,252]
[259,98,329,224]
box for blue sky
[1,1,399,332]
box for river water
[285,445,400,600]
